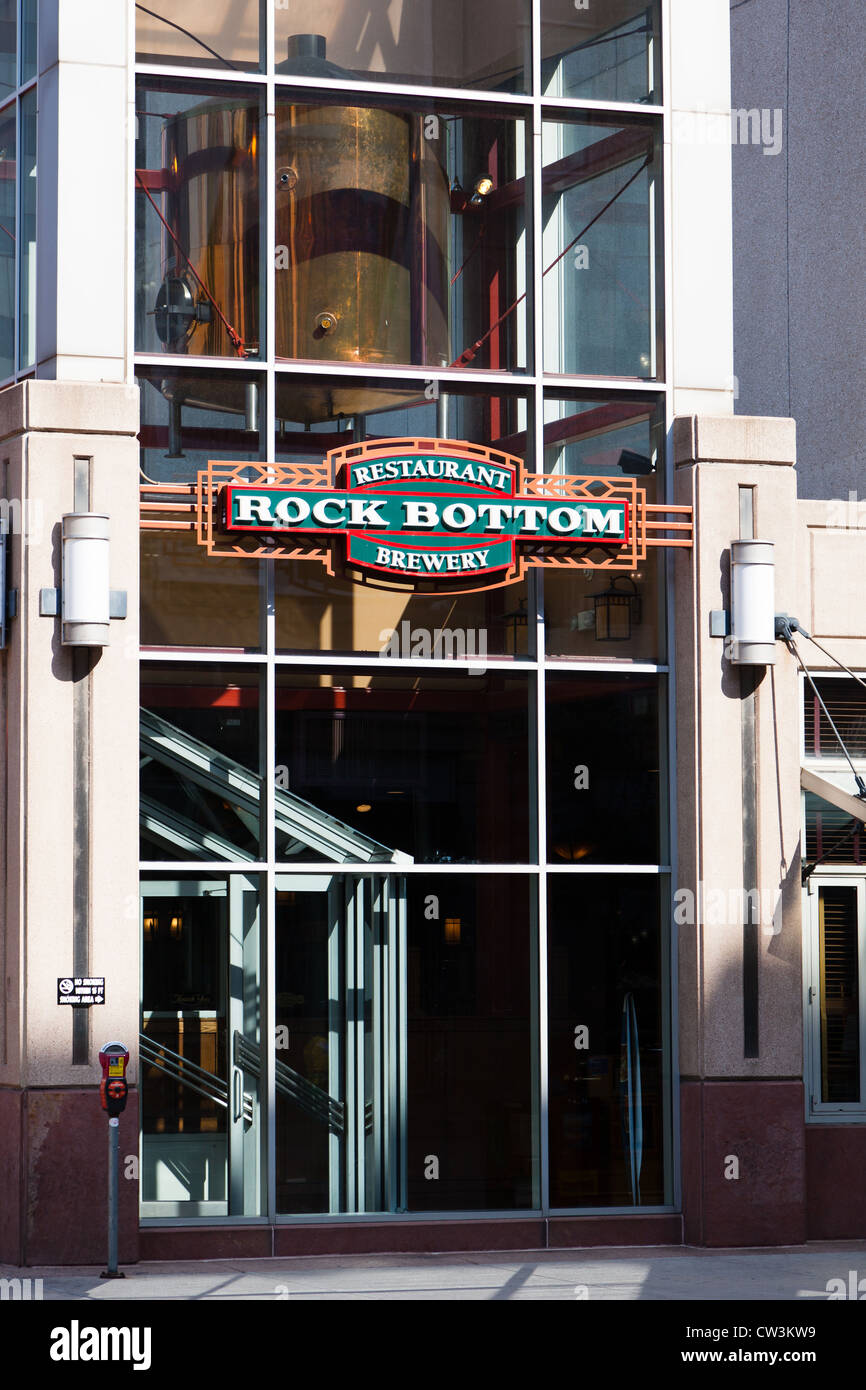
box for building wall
[731,0,866,500]
[0,380,140,1264]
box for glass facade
[136,1,672,1219]
[0,1,37,384]
[802,676,866,1118]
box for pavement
[3,1242,866,1300]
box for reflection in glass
[548,875,667,1206]
[275,669,532,863]
[271,378,531,656]
[275,873,409,1215]
[541,392,665,660]
[18,87,36,370]
[136,367,262,487]
[141,528,261,650]
[135,82,262,359]
[140,667,261,862]
[140,874,262,1216]
[407,874,536,1210]
[804,793,866,870]
[817,885,860,1103]
[0,0,14,101]
[804,677,866,759]
[20,0,36,85]
[277,560,531,659]
[274,98,526,375]
[541,0,660,104]
[135,1,260,72]
[542,117,659,378]
[0,107,14,381]
[274,7,530,93]
[546,672,660,864]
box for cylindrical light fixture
[62,512,110,646]
[730,538,775,665]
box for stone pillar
[36,0,132,381]
[0,380,140,1264]
[673,414,807,1245]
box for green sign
[224,447,629,583]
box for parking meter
[99,1043,129,1279]
[98,1042,129,1117]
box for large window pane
[804,677,866,759]
[273,377,531,657]
[541,0,661,104]
[407,874,536,1210]
[274,4,530,94]
[542,394,666,660]
[275,669,532,863]
[0,106,14,380]
[548,875,667,1207]
[141,873,263,1216]
[20,0,36,84]
[542,116,660,379]
[546,672,661,865]
[137,367,263,486]
[274,97,526,372]
[18,86,35,370]
[135,81,262,359]
[141,529,261,651]
[140,665,262,862]
[0,0,14,101]
[136,2,260,72]
[817,885,860,1104]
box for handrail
[140,1032,253,1124]
[234,1031,345,1135]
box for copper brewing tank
[155,36,451,427]
[158,102,260,358]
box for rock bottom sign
[223,445,629,583]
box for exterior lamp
[594,576,641,642]
[61,513,111,646]
[470,175,494,205]
[730,539,776,665]
[444,917,461,944]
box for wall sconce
[61,512,110,646]
[594,576,642,642]
[40,512,126,646]
[729,539,776,665]
[143,915,158,939]
[444,916,461,945]
[169,914,184,939]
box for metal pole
[100,1116,124,1279]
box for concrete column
[667,0,736,416]
[36,0,132,381]
[673,413,807,1245]
[0,380,140,1265]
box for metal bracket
[709,609,730,638]
[40,588,127,619]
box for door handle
[233,1066,242,1122]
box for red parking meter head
[100,1077,129,1116]
[98,1043,129,1081]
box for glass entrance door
[140,876,262,1217]
[275,874,407,1215]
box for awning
[801,766,866,823]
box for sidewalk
[3,1242,865,1301]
